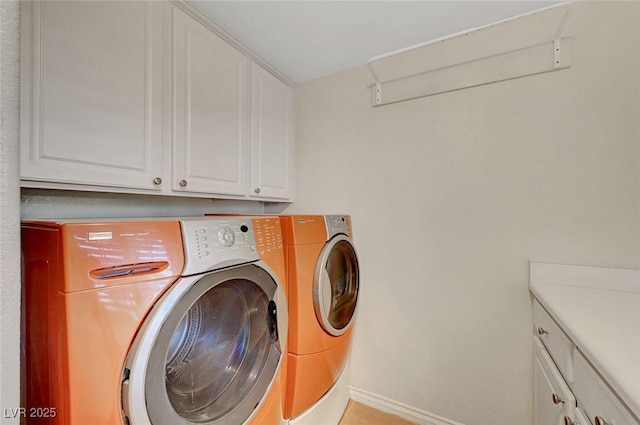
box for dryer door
[313,234,360,336]
[122,263,282,425]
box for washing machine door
[122,263,283,425]
[313,234,359,336]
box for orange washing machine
[21,216,288,425]
[280,215,360,425]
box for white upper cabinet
[20,1,164,190]
[172,6,249,196]
[250,64,295,201]
[20,1,294,201]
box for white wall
[288,2,640,425]
[1,0,21,420]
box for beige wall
[1,0,21,419]
[287,2,640,424]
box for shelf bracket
[367,61,383,105]
[553,38,562,68]
[553,5,572,68]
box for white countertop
[530,262,640,419]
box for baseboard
[349,387,466,425]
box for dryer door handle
[267,300,279,342]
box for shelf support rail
[368,3,573,107]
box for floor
[338,401,418,425]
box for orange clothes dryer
[280,215,360,425]
[21,216,288,425]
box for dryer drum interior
[133,265,281,425]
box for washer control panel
[180,218,260,275]
[325,215,350,239]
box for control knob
[217,228,236,247]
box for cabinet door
[534,338,576,425]
[172,6,249,196]
[20,1,164,190]
[250,64,294,201]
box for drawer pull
[552,393,565,405]
[563,416,576,425]
[594,416,612,425]
[537,327,548,335]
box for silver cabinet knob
[254,187,261,194]
[594,416,611,425]
[563,416,576,425]
[552,393,565,405]
[179,179,188,187]
[153,177,162,185]
[537,327,548,335]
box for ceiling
[191,1,561,83]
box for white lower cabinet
[20,1,294,201]
[533,300,640,425]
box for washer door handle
[267,300,279,342]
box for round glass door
[164,279,270,422]
[124,264,282,425]
[313,235,359,336]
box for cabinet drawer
[534,300,575,381]
[573,350,639,425]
